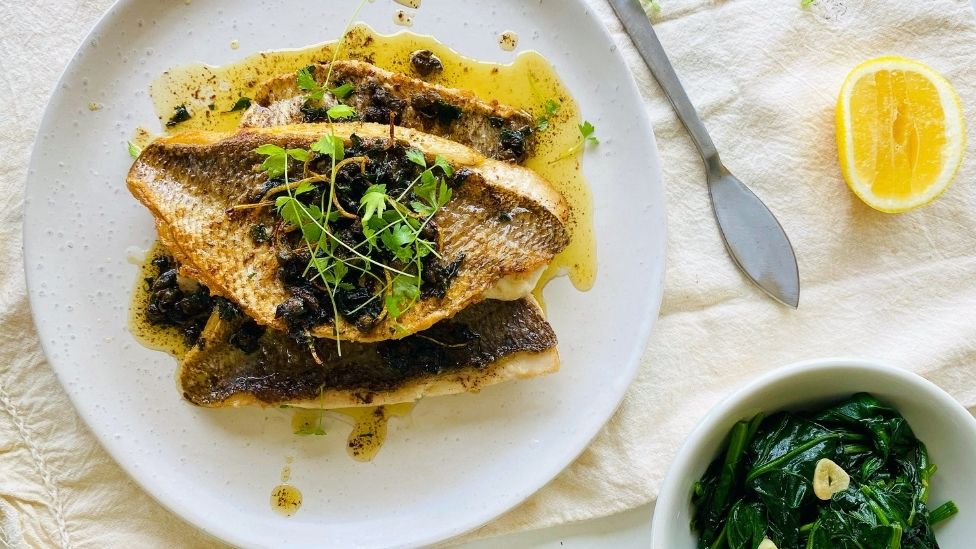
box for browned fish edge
[179,297,559,408]
[241,60,537,162]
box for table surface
[462,503,653,547]
[464,0,976,545]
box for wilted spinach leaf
[691,393,957,549]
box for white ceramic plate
[23,1,666,547]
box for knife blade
[608,0,800,308]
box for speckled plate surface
[23,1,666,547]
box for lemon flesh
[836,56,965,213]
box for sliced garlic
[758,538,778,549]
[813,458,851,500]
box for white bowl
[651,358,976,548]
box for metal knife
[608,0,801,308]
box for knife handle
[609,0,718,164]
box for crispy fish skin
[127,122,570,342]
[240,60,536,162]
[180,297,558,408]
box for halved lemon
[836,56,965,213]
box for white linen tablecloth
[1,0,975,546]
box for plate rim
[21,0,668,546]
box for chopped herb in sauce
[228,97,252,112]
[165,104,192,127]
[535,98,561,132]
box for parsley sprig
[254,144,309,178]
[553,120,599,162]
[292,0,367,122]
[296,66,360,122]
[297,66,355,103]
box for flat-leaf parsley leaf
[330,82,355,100]
[296,66,325,102]
[553,120,599,162]
[326,104,357,120]
[310,134,345,161]
[254,144,309,178]
[405,148,426,168]
[359,184,388,224]
[536,98,561,132]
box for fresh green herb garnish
[386,273,420,319]
[359,184,388,223]
[294,405,326,436]
[250,133,455,352]
[165,104,191,127]
[692,393,958,548]
[297,66,326,102]
[356,153,454,316]
[297,66,357,105]
[247,0,452,355]
[228,97,252,112]
[330,82,355,100]
[326,103,357,120]
[311,134,345,161]
[275,196,328,242]
[254,144,310,179]
[577,120,599,148]
[410,169,453,217]
[294,422,326,436]
[434,155,453,175]
[127,141,142,159]
[552,120,598,162]
[406,148,427,168]
[535,98,561,132]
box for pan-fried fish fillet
[240,60,536,162]
[180,297,558,408]
[127,122,569,342]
